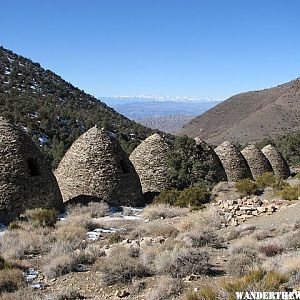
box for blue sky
[1,0,300,99]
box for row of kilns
[214,141,290,182]
[0,117,144,224]
[0,114,291,224]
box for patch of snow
[24,268,38,282]
[31,282,46,290]
[124,215,141,221]
[38,134,49,145]
[0,223,7,236]
[20,126,28,132]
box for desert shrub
[24,208,58,227]
[288,230,300,249]
[143,203,188,220]
[226,241,260,276]
[256,172,285,189]
[155,247,210,278]
[131,219,179,239]
[54,223,86,243]
[0,228,53,259]
[145,276,182,300]
[179,208,223,231]
[154,187,210,208]
[48,288,84,300]
[183,230,222,248]
[222,269,288,296]
[175,187,211,208]
[258,243,284,257]
[108,233,122,244]
[0,256,11,270]
[225,225,256,241]
[66,201,108,218]
[42,252,85,279]
[1,288,43,300]
[8,222,22,230]
[57,214,98,231]
[277,185,300,200]
[199,286,219,300]
[253,229,276,241]
[0,269,25,294]
[154,190,181,205]
[226,253,259,276]
[94,246,149,285]
[184,291,200,300]
[235,179,259,196]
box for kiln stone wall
[214,141,253,182]
[261,145,290,179]
[0,117,63,224]
[194,137,227,182]
[241,144,273,179]
[129,133,170,193]
[55,126,143,206]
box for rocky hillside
[0,47,154,167]
[179,78,300,145]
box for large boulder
[0,117,63,224]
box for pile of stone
[213,196,290,227]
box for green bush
[0,257,11,270]
[155,187,211,208]
[277,185,300,200]
[176,187,210,208]
[24,208,58,227]
[0,269,25,294]
[222,269,288,296]
[154,190,181,205]
[256,172,286,190]
[235,179,259,195]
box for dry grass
[182,229,222,248]
[1,288,43,300]
[178,207,223,232]
[222,269,288,296]
[66,201,108,218]
[154,247,210,278]
[93,245,149,285]
[258,242,284,257]
[226,239,260,276]
[0,269,25,294]
[130,219,179,239]
[0,227,53,259]
[145,276,182,300]
[142,204,188,221]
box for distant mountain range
[180,77,300,145]
[100,96,221,132]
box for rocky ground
[0,179,300,299]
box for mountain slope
[179,78,300,145]
[0,46,154,167]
